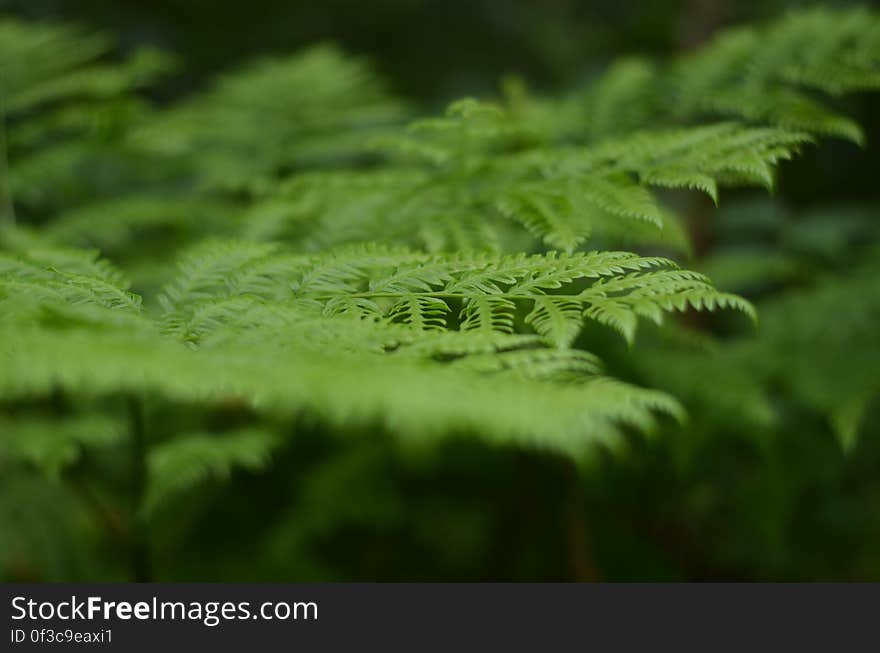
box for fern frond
[257,104,818,254]
[583,58,658,142]
[0,20,170,115]
[2,8,877,476]
[135,44,406,189]
[492,8,880,150]
[497,186,588,252]
[449,347,602,382]
[525,296,584,348]
[0,249,140,313]
[0,242,716,458]
[0,414,124,478]
[0,322,681,458]
[158,241,281,312]
[670,8,880,142]
[209,244,752,347]
[0,18,175,236]
[388,295,450,331]
[460,296,516,334]
[145,429,279,514]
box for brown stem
[68,475,127,540]
[0,102,15,225]
[565,463,600,582]
[127,395,152,582]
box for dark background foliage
[2,0,879,581]
[7,0,879,200]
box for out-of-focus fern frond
[248,104,815,254]
[0,414,125,478]
[135,44,407,190]
[0,20,170,114]
[560,7,880,144]
[672,8,880,142]
[145,429,279,514]
[637,250,880,452]
[2,322,686,458]
[0,18,173,228]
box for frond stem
[0,102,16,225]
[127,395,152,582]
[308,291,593,300]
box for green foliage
[1,6,879,581]
[0,18,172,222]
[558,7,880,143]
[145,428,279,514]
[638,233,880,452]
[246,105,813,255]
[134,44,407,190]
[1,243,703,458]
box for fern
[1,242,731,459]
[671,8,880,142]
[145,429,279,514]
[245,111,817,254]
[0,19,172,222]
[542,7,880,144]
[133,44,407,190]
[0,414,124,478]
[636,198,880,452]
[1,7,875,464]
[1,7,879,582]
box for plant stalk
[0,102,15,225]
[127,395,152,582]
[566,463,600,582]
